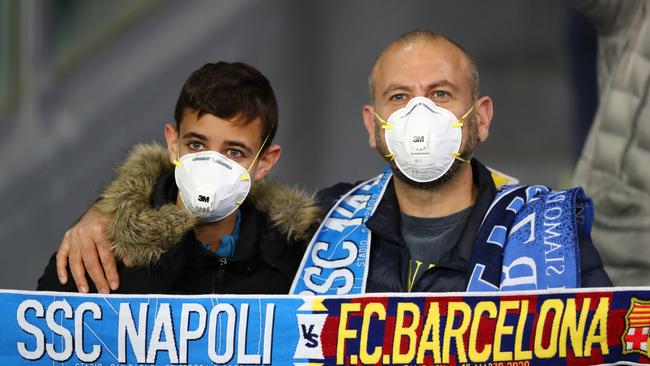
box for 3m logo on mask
[383,96,466,181]
[197,195,210,203]
[409,133,429,155]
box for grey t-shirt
[400,205,473,291]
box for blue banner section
[7,291,301,365]
[4,288,650,365]
[291,169,392,295]
[468,185,589,291]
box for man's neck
[393,163,477,218]
[177,195,238,251]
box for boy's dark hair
[174,62,278,150]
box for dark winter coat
[37,144,322,294]
[316,159,613,292]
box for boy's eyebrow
[182,132,208,141]
[224,140,253,155]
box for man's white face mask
[375,96,474,183]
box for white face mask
[375,96,474,183]
[174,151,252,222]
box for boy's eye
[225,149,243,158]
[188,142,205,151]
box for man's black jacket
[315,160,612,292]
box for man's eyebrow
[182,132,208,141]
[223,140,253,155]
[427,80,459,92]
[380,80,459,98]
[381,84,411,98]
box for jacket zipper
[212,257,228,292]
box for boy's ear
[164,123,179,162]
[252,143,281,181]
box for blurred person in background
[572,0,650,286]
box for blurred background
[0,0,597,290]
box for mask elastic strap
[451,152,471,163]
[172,142,183,168]
[241,132,273,181]
[374,112,397,160]
[451,104,476,163]
[451,105,475,128]
[374,112,393,130]
[235,139,269,204]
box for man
[51,30,611,294]
[38,62,321,294]
[298,30,611,293]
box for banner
[3,288,650,365]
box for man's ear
[164,123,179,162]
[252,143,281,181]
[362,104,378,148]
[474,96,493,142]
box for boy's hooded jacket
[38,143,322,294]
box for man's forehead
[373,39,470,92]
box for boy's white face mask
[375,96,474,183]
[174,151,252,223]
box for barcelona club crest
[622,297,650,358]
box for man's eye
[433,90,449,98]
[390,94,407,102]
[225,149,243,158]
[188,142,205,151]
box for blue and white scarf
[467,185,591,291]
[292,169,590,295]
[291,168,392,295]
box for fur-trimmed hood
[96,143,322,266]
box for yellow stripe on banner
[296,298,327,311]
[311,298,327,311]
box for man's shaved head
[368,30,480,103]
